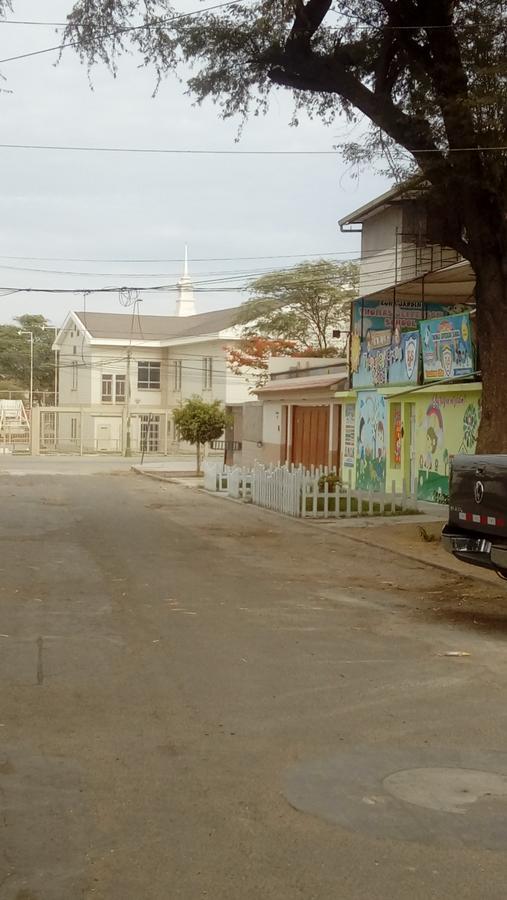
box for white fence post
[203,460,418,519]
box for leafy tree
[235,260,358,351]
[57,0,507,452]
[173,396,231,474]
[0,315,55,397]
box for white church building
[51,254,251,454]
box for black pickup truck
[442,455,507,579]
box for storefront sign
[352,329,420,388]
[351,298,464,336]
[343,403,356,468]
[419,313,474,381]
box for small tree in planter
[173,397,231,475]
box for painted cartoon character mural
[393,407,402,467]
[356,391,387,491]
[460,402,480,452]
[422,402,444,471]
[417,393,481,501]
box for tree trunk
[475,254,507,454]
[196,441,201,475]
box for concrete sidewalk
[0,453,199,477]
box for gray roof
[73,307,240,341]
[257,373,348,394]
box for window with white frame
[72,361,78,390]
[115,375,126,403]
[138,360,161,390]
[101,374,113,402]
[202,357,213,390]
[173,359,182,391]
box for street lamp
[42,325,59,405]
[18,330,34,411]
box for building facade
[234,357,348,470]
[52,265,252,454]
[336,185,480,503]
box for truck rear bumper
[442,525,507,576]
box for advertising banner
[352,329,420,388]
[419,313,474,381]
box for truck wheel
[496,569,507,581]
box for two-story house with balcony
[336,184,481,503]
[51,260,252,454]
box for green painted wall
[415,389,481,502]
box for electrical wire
[0,142,340,155]
[0,242,465,267]
[0,251,468,295]
[0,250,358,263]
[0,141,505,154]
[0,252,363,271]
[0,0,246,65]
[0,9,487,31]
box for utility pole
[42,325,59,405]
[124,349,132,457]
[18,330,34,412]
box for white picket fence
[203,462,418,519]
[203,462,253,499]
[251,463,303,516]
[300,472,418,519]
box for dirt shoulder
[307,516,502,586]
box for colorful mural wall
[356,391,387,491]
[350,299,471,389]
[415,390,481,502]
[351,298,461,335]
[420,313,475,381]
[352,328,420,388]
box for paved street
[2,466,507,899]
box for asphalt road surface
[2,465,507,900]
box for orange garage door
[291,405,330,469]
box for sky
[0,0,390,327]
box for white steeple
[176,245,196,317]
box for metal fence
[203,461,418,519]
[33,408,172,455]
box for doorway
[291,405,329,469]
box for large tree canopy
[0,314,55,397]
[235,259,358,350]
[2,0,506,448]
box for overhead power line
[0,142,339,155]
[0,20,69,27]
[0,0,245,65]
[0,250,359,264]
[0,141,505,155]
[0,10,478,31]
[0,255,469,298]
[0,258,359,277]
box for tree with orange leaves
[226,337,300,389]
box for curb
[131,467,204,489]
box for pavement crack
[36,636,44,685]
